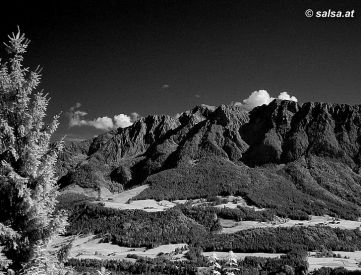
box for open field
[50,234,188,261]
[308,256,361,271]
[94,185,177,212]
[92,185,268,212]
[95,185,205,212]
[308,251,361,271]
[103,185,150,204]
[95,185,181,212]
[220,216,361,233]
[203,251,284,260]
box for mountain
[57,100,361,219]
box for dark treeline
[174,202,309,228]
[212,205,310,221]
[66,257,198,275]
[202,227,361,253]
[174,204,222,232]
[66,202,207,248]
[56,192,95,210]
[67,249,309,275]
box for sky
[1,0,361,140]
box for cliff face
[241,100,361,167]
[57,100,361,218]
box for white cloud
[242,90,274,110]
[67,103,140,131]
[114,114,132,128]
[161,84,170,89]
[88,117,114,130]
[233,90,298,111]
[278,92,298,102]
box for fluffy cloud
[87,117,114,130]
[114,114,132,128]
[242,90,274,110]
[278,92,298,102]
[67,103,140,131]
[234,90,297,111]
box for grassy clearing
[202,251,284,260]
[94,186,268,213]
[220,216,361,234]
[93,185,181,212]
[308,257,360,271]
[51,234,188,261]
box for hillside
[57,100,361,219]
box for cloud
[233,90,297,111]
[161,84,170,89]
[88,117,114,130]
[278,92,298,102]
[67,103,140,131]
[195,94,201,98]
[114,114,132,128]
[242,90,274,110]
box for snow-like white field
[50,235,188,261]
[203,251,284,260]
[95,185,205,212]
[93,185,175,212]
[308,256,361,271]
[308,251,361,271]
[93,185,267,212]
[220,216,361,233]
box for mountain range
[57,100,361,220]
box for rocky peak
[211,104,249,127]
[179,104,215,126]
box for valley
[58,184,361,273]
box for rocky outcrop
[241,100,361,168]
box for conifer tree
[224,250,238,275]
[0,28,68,273]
